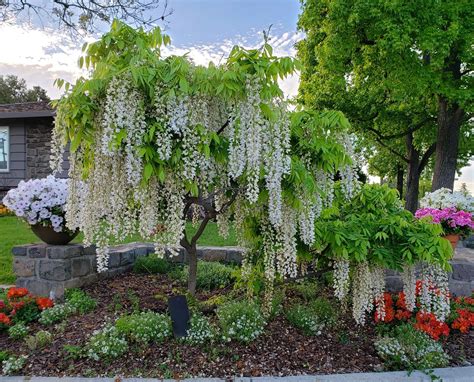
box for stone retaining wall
[12,243,245,299]
[12,243,473,299]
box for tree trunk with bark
[431,97,464,191]
[405,134,421,213]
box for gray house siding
[0,116,69,197]
[0,118,26,189]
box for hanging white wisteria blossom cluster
[2,176,69,232]
[50,21,357,293]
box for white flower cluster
[419,263,451,321]
[86,324,128,361]
[2,355,27,375]
[183,314,215,345]
[333,259,351,301]
[116,311,171,344]
[338,135,361,200]
[38,302,75,325]
[420,187,474,212]
[401,265,417,312]
[2,175,69,232]
[351,262,386,325]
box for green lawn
[0,216,237,285]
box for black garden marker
[168,295,190,338]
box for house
[0,101,68,198]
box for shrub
[183,313,215,345]
[309,297,338,327]
[38,303,75,325]
[133,255,172,274]
[25,330,53,350]
[65,289,97,314]
[0,350,9,363]
[217,300,266,343]
[182,261,236,291]
[86,325,128,361]
[8,322,28,340]
[285,304,325,336]
[375,324,450,370]
[115,311,171,344]
[291,280,319,301]
[2,355,27,375]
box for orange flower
[36,297,54,310]
[0,313,11,325]
[7,287,29,299]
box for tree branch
[418,142,436,173]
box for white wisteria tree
[50,21,358,296]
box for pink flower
[415,207,474,231]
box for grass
[0,216,237,285]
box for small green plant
[133,255,172,274]
[63,344,84,360]
[285,304,325,336]
[86,324,128,361]
[65,289,97,314]
[11,302,40,324]
[309,297,338,327]
[25,330,53,350]
[8,322,28,340]
[291,280,319,301]
[115,311,171,344]
[2,355,27,375]
[181,261,236,291]
[183,313,215,345]
[38,303,75,325]
[126,289,140,313]
[375,324,450,370]
[217,300,266,343]
[0,350,10,363]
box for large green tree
[0,75,50,104]
[297,0,473,207]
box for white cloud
[0,21,302,99]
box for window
[0,126,9,172]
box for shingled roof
[0,101,55,119]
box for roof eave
[0,111,55,119]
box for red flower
[36,297,54,311]
[396,292,407,310]
[7,287,29,299]
[395,309,412,321]
[451,309,474,334]
[0,300,5,311]
[415,311,450,340]
[0,312,11,326]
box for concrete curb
[1,366,473,382]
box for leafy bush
[291,280,319,301]
[183,313,215,345]
[86,325,128,361]
[115,311,171,344]
[38,303,75,325]
[2,355,27,375]
[285,304,325,336]
[25,330,53,350]
[309,297,338,327]
[217,300,266,343]
[0,350,9,363]
[375,324,450,370]
[65,289,97,314]
[181,261,236,290]
[133,255,172,274]
[8,322,28,340]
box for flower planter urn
[31,224,79,245]
[443,234,460,250]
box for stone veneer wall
[12,243,473,299]
[12,243,245,299]
[26,120,53,179]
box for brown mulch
[1,272,472,378]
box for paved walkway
[1,367,474,382]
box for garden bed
[1,268,472,379]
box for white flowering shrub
[86,324,128,361]
[8,322,28,340]
[51,21,356,295]
[115,311,171,344]
[285,304,325,336]
[38,303,75,325]
[420,188,474,212]
[217,300,266,343]
[375,324,449,370]
[2,175,69,232]
[2,355,27,375]
[183,313,215,345]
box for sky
[0,0,472,191]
